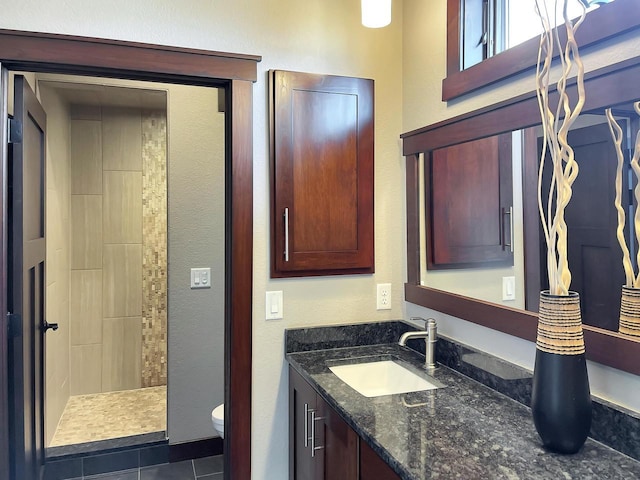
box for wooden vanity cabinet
[289,366,400,480]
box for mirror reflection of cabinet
[427,133,513,269]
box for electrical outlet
[377,283,392,310]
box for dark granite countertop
[287,344,640,480]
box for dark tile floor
[68,455,223,480]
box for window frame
[444,0,640,101]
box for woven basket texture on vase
[620,286,640,337]
[536,291,585,355]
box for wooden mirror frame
[443,0,640,101]
[402,55,640,377]
[0,30,258,480]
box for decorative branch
[606,102,640,287]
[535,0,587,295]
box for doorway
[0,30,257,480]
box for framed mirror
[402,54,640,376]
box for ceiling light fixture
[361,0,391,28]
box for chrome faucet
[399,317,437,370]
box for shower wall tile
[102,107,142,171]
[103,171,142,244]
[71,195,102,269]
[141,110,168,387]
[71,120,102,194]
[103,244,142,318]
[70,344,102,395]
[70,269,103,346]
[102,317,142,392]
[46,193,60,286]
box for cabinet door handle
[310,410,325,458]
[304,403,311,447]
[284,207,290,262]
[502,206,513,252]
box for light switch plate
[266,291,283,320]
[502,276,516,301]
[191,268,211,289]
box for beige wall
[38,84,72,447]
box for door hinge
[7,312,21,338]
[8,118,22,144]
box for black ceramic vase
[531,291,592,454]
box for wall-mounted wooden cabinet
[270,70,374,278]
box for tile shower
[45,95,168,448]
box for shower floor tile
[50,386,166,447]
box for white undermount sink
[329,360,440,398]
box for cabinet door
[427,133,513,269]
[270,70,374,277]
[317,396,358,480]
[360,440,401,480]
[289,366,321,480]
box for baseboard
[44,436,223,480]
[169,437,223,463]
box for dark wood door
[289,366,321,480]
[8,75,47,480]
[270,70,374,277]
[539,123,626,330]
[427,133,514,269]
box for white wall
[165,84,225,444]
[403,0,640,414]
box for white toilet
[211,404,224,439]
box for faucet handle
[409,316,426,324]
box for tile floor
[50,387,166,447]
[64,455,223,480]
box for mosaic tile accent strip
[141,110,168,388]
[49,386,166,447]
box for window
[462,0,606,70]
[444,0,633,100]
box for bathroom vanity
[286,322,640,480]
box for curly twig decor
[606,102,640,287]
[535,0,587,295]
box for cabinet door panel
[360,440,401,480]
[289,367,318,480]
[427,132,513,269]
[318,396,358,480]
[271,70,374,277]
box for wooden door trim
[0,64,10,480]
[0,30,259,480]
